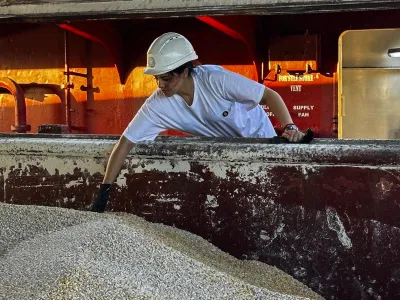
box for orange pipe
[0,77,31,133]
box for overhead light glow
[388,48,400,58]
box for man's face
[154,70,186,97]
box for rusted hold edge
[0,136,399,166]
[1,0,400,22]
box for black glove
[300,128,315,143]
[90,184,112,213]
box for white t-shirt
[123,65,276,142]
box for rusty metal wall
[0,25,151,134]
[0,134,399,299]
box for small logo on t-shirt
[222,111,229,117]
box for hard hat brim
[143,54,198,76]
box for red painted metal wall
[0,25,148,135]
[0,20,257,136]
[1,10,400,138]
[264,72,337,137]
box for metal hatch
[339,28,400,139]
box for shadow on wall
[21,84,64,102]
[0,19,256,71]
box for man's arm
[90,135,134,212]
[261,87,305,142]
[103,135,134,184]
[261,87,293,127]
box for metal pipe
[64,30,72,133]
[0,77,31,133]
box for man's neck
[177,76,194,106]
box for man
[91,32,305,212]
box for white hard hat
[144,32,198,76]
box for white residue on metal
[205,195,218,209]
[116,169,129,187]
[371,219,400,241]
[239,164,272,185]
[65,180,84,188]
[207,161,275,186]
[326,207,352,249]
[276,223,285,234]
[131,159,191,174]
[206,163,230,180]
[299,206,305,220]
[173,204,181,210]
[293,267,307,278]
[0,138,114,159]
[0,154,104,182]
[18,185,54,188]
[260,230,270,241]
[375,177,393,197]
[132,159,190,173]
[262,223,286,246]
[299,165,317,179]
[154,196,181,203]
[132,159,276,186]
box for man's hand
[90,184,112,213]
[282,129,305,142]
[261,89,307,143]
[90,135,134,213]
[281,123,305,142]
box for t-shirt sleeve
[122,99,167,143]
[211,68,266,111]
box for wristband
[283,123,298,131]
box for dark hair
[168,61,195,77]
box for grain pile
[0,203,323,300]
